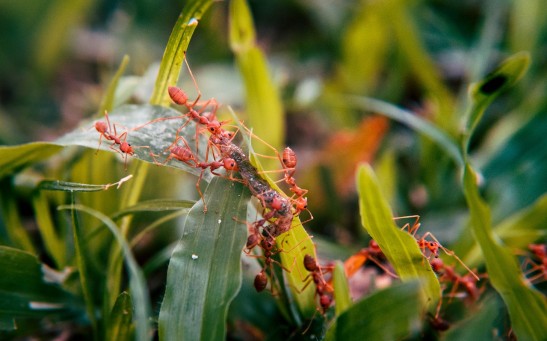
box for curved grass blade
[346,96,463,167]
[335,281,423,340]
[38,176,133,192]
[99,55,130,114]
[463,52,530,150]
[32,191,66,269]
[0,179,36,253]
[229,0,284,168]
[463,165,547,341]
[111,199,195,219]
[106,292,134,341]
[150,0,214,106]
[332,261,351,316]
[159,177,250,340]
[356,164,440,307]
[58,204,152,341]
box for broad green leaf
[335,281,423,340]
[229,0,284,168]
[0,246,74,330]
[463,52,530,150]
[463,165,547,341]
[59,204,152,341]
[56,104,210,176]
[159,177,250,340]
[150,0,214,106]
[0,143,63,178]
[106,292,134,341]
[332,261,351,316]
[356,164,440,307]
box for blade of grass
[463,165,547,341]
[150,0,214,106]
[106,292,134,341]
[158,177,250,340]
[0,178,36,254]
[462,52,530,151]
[59,204,152,341]
[99,55,130,114]
[356,164,441,308]
[32,191,66,269]
[229,0,284,169]
[346,95,463,167]
[332,261,351,316]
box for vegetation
[0,0,546,340]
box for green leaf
[0,143,63,178]
[38,176,134,192]
[229,0,284,168]
[335,281,423,340]
[59,204,152,341]
[460,194,547,267]
[106,292,134,341]
[150,0,214,106]
[332,261,351,316]
[463,52,530,150]
[356,164,441,307]
[463,165,547,341]
[56,104,209,176]
[159,177,250,340]
[0,246,74,329]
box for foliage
[1,0,546,340]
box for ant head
[223,158,238,171]
[120,142,134,155]
[207,120,221,134]
[294,197,308,211]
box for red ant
[522,243,546,284]
[398,215,479,281]
[94,111,136,168]
[430,258,485,303]
[342,240,397,279]
[301,254,334,314]
[251,233,294,293]
[151,136,239,212]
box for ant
[522,243,546,284]
[94,111,137,168]
[301,254,334,314]
[343,240,398,279]
[398,215,479,281]
[430,258,485,303]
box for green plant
[1,1,546,340]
